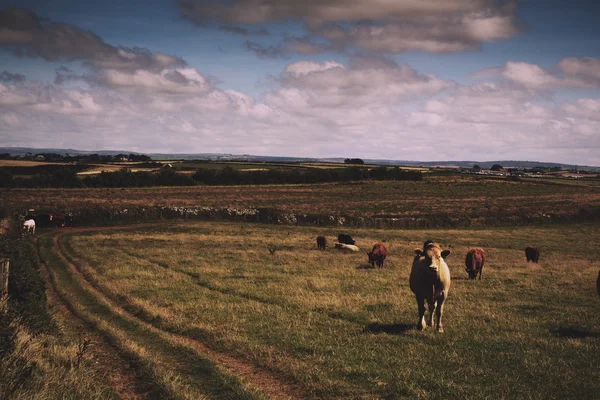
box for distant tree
[472,164,482,172]
[490,164,503,171]
[344,158,364,165]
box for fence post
[0,258,8,310]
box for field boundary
[47,203,600,230]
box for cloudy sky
[1,1,599,164]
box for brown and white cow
[368,243,388,269]
[525,246,540,263]
[465,248,486,280]
[410,242,451,332]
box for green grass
[58,220,600,399]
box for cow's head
[414,243,450,272]
[465,267,477,280]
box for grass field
[37,220,600,399]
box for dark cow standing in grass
[316,236,327,250]
[338,234,355,245]
[596,270,600,296]
[410,242,451,332]
[525,246,540,263]
[368,243,388,269]
[465,248,486,280]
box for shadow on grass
[356,263,375,270]
[550,327,600,339]
[363,322,413,335]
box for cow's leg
[435,290,447,333]
[426,298,435,327]
[416,297,426,330]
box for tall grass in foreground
[63,221,600,399]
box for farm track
[37,234,147,400]
[43,225,306,400]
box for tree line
[0,165,422,188]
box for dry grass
[54,220,600,399]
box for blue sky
[1,0,599,164]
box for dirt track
[39,223,305,400]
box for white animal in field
[334,243,360,252]
[23,219,35,234]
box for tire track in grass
[37,234,172,399]
[38,248,153,399]
[40,233,275,400]
[51,228,306,400]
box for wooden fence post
[0,258,8,310]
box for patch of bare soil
[50,225,305,400]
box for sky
[0,1,599,164]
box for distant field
[0,160,69,167]
[39,220,600,399]
[4,178,600,226]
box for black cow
[31,214,52,228]
[525,246,540,263]
[316,236,327,250]
[338,234,355,245]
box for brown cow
[368,243,388,269]
[410,242,451,332]
[316,236,327,250]
[525,246,540,263]
[465,248,486,280]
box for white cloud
[99,67,213,94]
[474,61,599,89]
[556,57,600,84]
[271,60,455,109]
[2,58,600,165]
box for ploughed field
[5,178,600,223]
[38,220,600,399]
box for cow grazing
[316,236,327,250]
[410,242,451,332]
[368,243,388,269]
[525,246,540,263]
[22,219,35,234]
[51,213,66,227]
[31,214,52,228]
[465,248,486,280]
[334,243,360,252]
[338,234,355,245]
